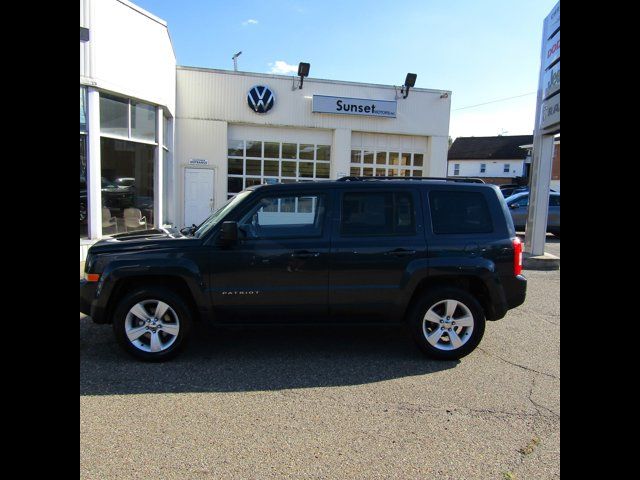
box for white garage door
[350,132,428,177]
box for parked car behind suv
[80,177,527,361]
[505,191,560,236]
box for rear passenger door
[424,187,509,275]
[328,188,427,322]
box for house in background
[447,135,533,185]
[518,136,560,192]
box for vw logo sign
[247,85,275,114]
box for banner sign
[312,95,397,118]
[543,61,560,99]
[540,93,560,129]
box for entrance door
[184,168,214,227]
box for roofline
[519,139,560,149]
[116,0,168,26]
[176,65,451,95]
[447,157,527,162]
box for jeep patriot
[80,177,527,361]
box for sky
[133,0,557,140]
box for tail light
[513,237,523,275]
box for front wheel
[113,287,192,361]
[408,287,485,360]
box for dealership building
[80,0,452,260]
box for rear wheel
[113,287,192,361]
[408,287,485,360]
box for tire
[407,287,485,360]
[113,286,192,361]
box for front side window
[341,192,415,236]
[429,191,493,234]
[239,193,326,239]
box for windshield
[193,190,253,238]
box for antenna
[232,51,242,71]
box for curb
[523,252,560,271]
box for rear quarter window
[429,190,493,234]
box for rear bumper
[485,274,527,321]
[505,274,527,310]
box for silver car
[505,191,560,237]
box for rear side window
[429,190,493,234]
[341,191,415,236]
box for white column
[426,136,449,177]
[86,87,102,239]
[332,128,351,179]
[154,106,163,228]
[524,134,554,255]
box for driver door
[210,190,332,322]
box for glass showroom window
[100,138,155,234]
[162,114,173,225]
[226,141,331,199]
[350,149,424,177]
[80,86,88,239]
[98,93,158,234]
[99,93,157,142]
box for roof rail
[337,176,485,184]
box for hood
[88,227,202,254]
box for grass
[518,436,541,456]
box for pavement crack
[528,376,560,419]
[477,347,559,380]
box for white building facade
[447,159,525,178]
[80,0,452,260]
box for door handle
[291,251,320,259]
[464,243,479,252]
[384,248,416,257]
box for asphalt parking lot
[80,236,559,479]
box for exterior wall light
[293,62,311,90]
[401,73,417,99]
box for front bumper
[80,279,107,323]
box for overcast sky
[133,0,558,139]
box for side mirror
[219,221,238,244]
